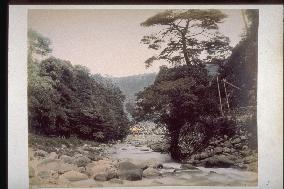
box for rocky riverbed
[29,133,257,188]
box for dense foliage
[220,10,258,107]
[135,10,258,160]
[133,65,220,159]
[28,30,129,142]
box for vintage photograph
[27,9,258,187]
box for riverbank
[29,133,257,188]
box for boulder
[243,155,257,164]
[237,163,249,169]
[232,138,241,144]
[37,159,79,174]
[60,155,73,164]
[203,155,235,168]
[148,142,169,153]
[78,167,86,173]
[142,167,161,177]
[37,170,58,180]
[94,174,108,181]
[85,162,96,176]
[130,158,160,169]
[154,163,163,169]
[214,147,223,154]
[234,143,242,149]
[199,152,209,159]
[118,161,142,181]
[223,147,231,153]
[59,170,88,181]
[87,153,102,161]
[223,141,232,147]
[88,159,117,181]
[47,152,58,160]
[230,148,236,153]
[73,156,91,167]
[34,150,48,157]
[76,148,89,155]
[37,171,50,179]
[240,150,251,156]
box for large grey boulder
[87,153,102,161]
[231,137,241,144]
[223,140,232,147]
[37,170,50,179]
[142,167,161,178]
[37,170,58,180]
[34,150,48,157]
[46,152,58,160]
[73,156,91,167]
[87,159,117,181]
[203,155,235,168]
[37,159,79,174]
[59,170,88,181]
[148,142,169,153]
[118,161,143,181]
[60,155,73,164]
[214,147,223,154]
[223,147,231,153]
[199,152,209,159]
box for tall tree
[136,10,233,160]
[140,9,231,67]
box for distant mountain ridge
[110,73,157,102]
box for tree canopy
[140,9,231,67]
[28,29,129,141]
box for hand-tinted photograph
[27,9,258,187]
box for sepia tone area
[28,9,258,188]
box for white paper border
[8,5,283,189]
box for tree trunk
[169,128,182,160]
[181,34,190,65]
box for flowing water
[66,134,257,187]
[104,138,258,187]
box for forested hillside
[111,73,156,118]
[28,30,129,142]
[111,73,156,102]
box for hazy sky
[28,9,245,77]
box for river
[101,137,257,187]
